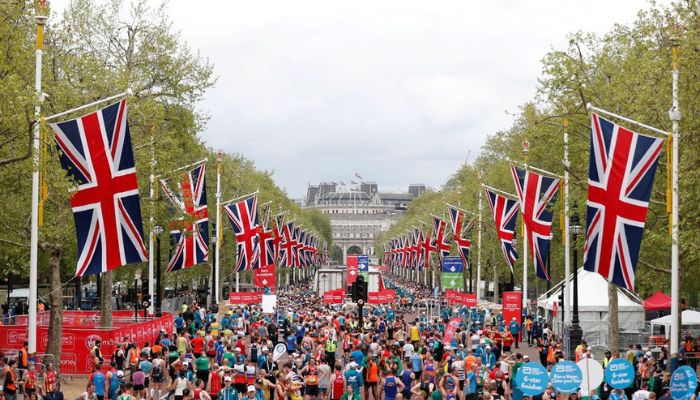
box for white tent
[537,269,645,333]
[650,310,700,338]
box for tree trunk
[101,271,113,328]
[608,282,619,353]
[46,246,64,361]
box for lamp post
[210,235,218,310]
[153,225,163,317]
[568,205,583,359]
[511,238,517,290]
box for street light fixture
[569,204,583,359]
[210,235,218,309]
[153,225,163,317]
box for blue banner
[515,362,548,396]
[358,255,369,272]
[671,366,698,400]
[550,361,582,393]
[441,256,464,273]
[604,359,635,389]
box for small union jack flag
[485,188,519,275]
[583,113,664,290]
[159,164,209,272]
[511,166,560,281]
[50,99,147,276]
[223,195,260,272]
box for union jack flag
[223,195,260,272]
[257,203,275,269]
[422,227,438,269]
[511,166,560,281]
[279,221,295,268]
[415,229,425,269]
[291,225,301,268]
[448,206,475,272]
[273,214,285,265]
[159,164,209,272]
[583,113,664,290]
[485,188,519,275]
[402,235,410,268]
[432,216,451,259]
[50,99,147,276]
[298,230,307,268]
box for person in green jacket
[340,384,361,400]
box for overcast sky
[55,0,658,198]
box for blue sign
[515,362,549,396]
[604,359,635,389]
[358,255,369,272]
[550,361,582,393]
[671,366,698,400]
[441,256,464,273]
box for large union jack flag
[223,195,260,272]
[448,206,475,272]
[583,113,664,290]
[484,188,519,275]
[50,99,147,277]
[511,166,560,281]
[432,216,451,260]
[160,164,209,272]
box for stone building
[303,182,425,261]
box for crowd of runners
[0,272,684,400]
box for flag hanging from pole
[50,99,147,276]
[510,165,560,281]
[159,164,209,272]
[432,217,451,260]
[484,188,519,276]
[448,206,475,272]
[223,195,260,272]
[583,113,664,290]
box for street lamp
[153,225,163,317]
[511,238,518,289]
[210,235,218,310]
[569,204,583,359]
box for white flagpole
[147,126,155,315]
[28,11,48,356]
[523,225,528,311]
[215,153,222,303]
[563,121,571,324]
[477,188,483,301]
[670,38,681,371]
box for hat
[645,351,652,357]
[459,344,465,348]
[486,346,491,350]
[235,347,241,352]
[262,347,269,352]
[524,355,530,359]
[247,385,256,393]
[512,317,516,321]
[224,376,232,382]
[117,370,124,377]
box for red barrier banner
[0,312,173,375]
[443,317,461,345]
[368,289,396,304]
[502,291,523,338]
[347,255,358,284]
[323,289,344,304]
[445,290,477,307]
[254,265,276,291]
[229,291,263,304]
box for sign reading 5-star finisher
[441,256,464,290]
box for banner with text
[254,266,276,292]
[229,291,264,304]
[443,317,462,345]
[358,254,370,280]
[323,289,345,304]
[445,289,477,306]
[347,255,359,284]
[502,291,523,337]
[441,256,464,290]
[368,289,396,304]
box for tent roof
[643,291,671,311]
[537,269,643,312]
[650,309,700,327]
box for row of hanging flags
[47,99,329,287]
[384,112,664,292]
